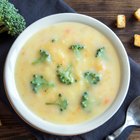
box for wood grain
[0,0,140,140]
[0,102,35,140]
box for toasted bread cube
[134,8,140,21]
[117,15,126,28]
[134,34,140,47]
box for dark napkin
[0,0,140,140]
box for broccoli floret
[84,72,100,85]
[56,64,76,85]
[0,0,26,36]
[46,94,68,112]
[30,75,55,93]
[32,49,51,64]
[81,92,89,108]
[69,44,84,56]
[95,47,105,58]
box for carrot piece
[104,98,110,105]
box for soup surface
[15,22,120,124]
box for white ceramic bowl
[4,13,130,136]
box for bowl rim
[3,13,130,136]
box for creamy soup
[15,22,120,124]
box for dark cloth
[0,0,139,140]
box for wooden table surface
[0,0,140,139]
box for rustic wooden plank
[0,101,35,139]
[128,128,140,140]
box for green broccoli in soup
[56,64,76,85]
[30,74,54,93]
[69,44,84,56]
[84,72,100,85]
[95,47,105,58]
[81,92,89,108]
[46,94,68,111]
[32,49,51,64]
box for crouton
[117,15,126,28]
[134,8,140,21]
[134,34,140,47]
